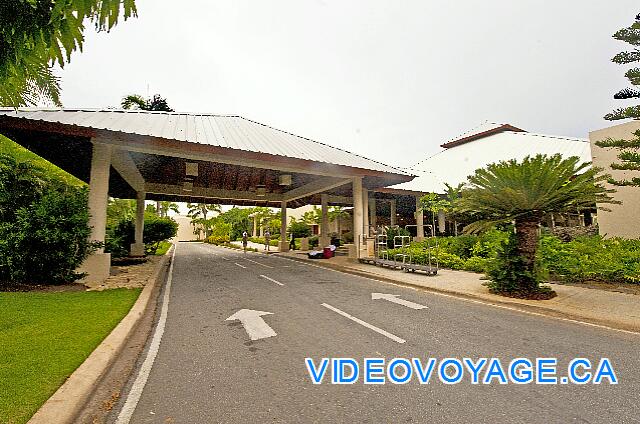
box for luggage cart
[401,225,438,275]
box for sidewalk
[278,252,640,333]
[231,240,280,252]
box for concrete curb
[28,246,174,424]
[279,254,640,334]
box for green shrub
[205,235,231,245]
[538,234,640,283]
[143,216,178,254]
[0,187,98,285]
[485,232,541,295]
[248,236,279,247]
[106,214,178,257]
[288,220,311,238]
[385,227,411,248]
[463,256,491,273]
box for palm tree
[121,94,174,111]
[443,183,464,235]
[157,201,180,218]
[252,207,277,235]
[1,1,136,107]
[187,203,221,238]
[418,192,449,236]
[458,154,616,294]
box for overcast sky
[57,0,638,168]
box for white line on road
[321,303,406,344]
[272,256,640,337]
[260,275,284,286]
[234,262,247,269]
[115,245,177,424]
[245,258,274,268]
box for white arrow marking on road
[371,293,428,310]
[226,309,277,341]
[260,275,284,286]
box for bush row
[204,236,258,252]
[105,214,178,257]
[387,230,640,284]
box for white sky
[58,0,639,168]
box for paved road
[112,242,639,423]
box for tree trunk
[514,217,540,292]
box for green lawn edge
[0,288,141,424]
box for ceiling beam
[282,177,350,202]
[93,132,369,178]
[93,130,414,183]
[145,182,283,202]
[110,147,145,192]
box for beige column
[350,177,364,258]
[78,142,112,282]
[390,199,397,226]
[438,209,446,234]
[320,193,330,247]
[369,198,376,229]
[252,215,258,237]
[279,201,289,252]
[362,188,369,236]
[415,195,424,241]
[130,191,146,256]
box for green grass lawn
[0,288,141,424]
[154,241,172,256]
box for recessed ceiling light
[279,174,292,186]
[185,162,198,177]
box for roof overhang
[0,111,414,207]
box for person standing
[264,230,271,252]
[242,230,248,254]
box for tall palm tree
[443,182,464,235]
[187,203,221,238]
[458,154,616,294]
[157,201,179,218]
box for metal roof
[436,121,525,150]
[391,130,592,194]
[0,108,411,176]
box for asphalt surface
[112,242,640,424]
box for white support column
[362,188,369,236]
[390,199,397,226]
[351,177,364,258]
[252,215,258,237]
[320,193,330,247]
[279,201,289,252]
[130,191,146,256]
[415,195,424,241]
[78,142,112,282]
[438,209,446,234]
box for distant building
[378,122,595,235]
[390,122,592,194]
[590,121,640,239]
